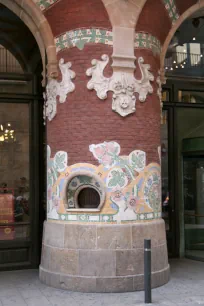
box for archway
[0,3,46,269]
[161,2,204,79]
[0,0,58,84]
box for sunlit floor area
[0,259,204,306]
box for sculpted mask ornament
[43,58,76,122]
[86,54,154,117]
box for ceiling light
[176,66,178,68]
[170,67,173,70]
[173,60,176,63]
[201,54,203,57]
[193,37,196,41]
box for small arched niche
[64,171,106,212]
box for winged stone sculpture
[86,54,154,117]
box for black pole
[144,239,152,304]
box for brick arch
[160,2,204,80]
[0,0,58,84]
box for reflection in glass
[0,103,30,241]
[184,157,204,260]
[178,90,204,103]
[161,110,169,231]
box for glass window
[0,45,23,74]
[161,110,169,231]
[0,103,30,241]
[184,157,204,261]
[176,44,187,64]
[178,90,204,103]
[162,90,170,102]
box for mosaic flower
[89,141,120,168]
[111,190,124,202]
[126,196,138,211]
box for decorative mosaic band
[162,0,180,25]
[47,142,162,223]
[58,212,162,223]
[55,28,161,55]
[33,0,60,11]
[55,28,113,52]
[134,32,161,55]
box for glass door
[161,108,176,256]
[184,155,204,261]
[0,99,43,269]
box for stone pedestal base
[39,220,170,292]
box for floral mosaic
[32,0,59,11]
[162,0,180,25]
[134,32,161,55]
[55,28,161,55]
[47,142,161,223]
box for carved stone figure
[86,54,154,117]
[43,58,76,122]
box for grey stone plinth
[39,219,170,292]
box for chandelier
[0,123,15,143]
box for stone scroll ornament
[43,58,76,123]
[86,54,154,117]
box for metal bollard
[144,239,152,304]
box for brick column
[39,0,169,292]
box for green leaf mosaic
[33,0,59,11]
[162,0,180,25]
[55,28,161,55]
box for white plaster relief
[43,58,76,122]
[86,54,154,117]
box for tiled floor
[0,259,204,305]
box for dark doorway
[0,4,45,270]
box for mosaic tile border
[33,0,60,11]
[56,212,162,222]
[134,32,161,55]
[55,28,113,52]
[162,0,180,25]
[55,28,161,55]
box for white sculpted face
[86,54,154,117]
[120,95,129,109]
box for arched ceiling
[0,3,41,72]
